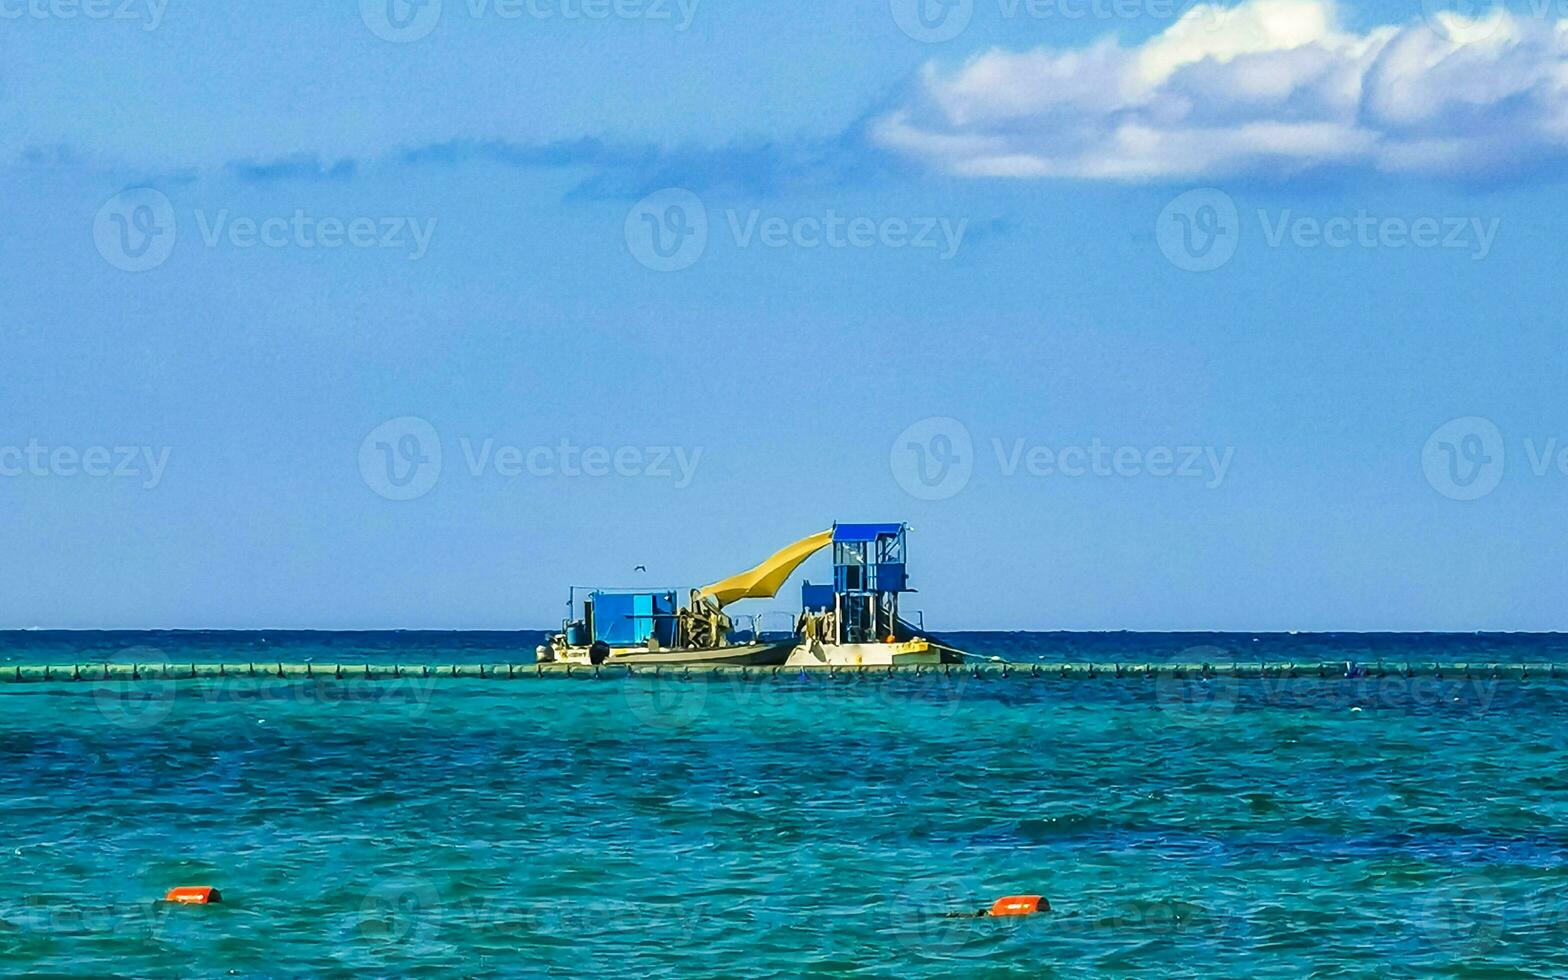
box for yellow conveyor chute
[695,529,833,608]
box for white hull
[784,638,941,667]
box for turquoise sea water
[4,632,1568,977]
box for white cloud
[874,0,1568,179]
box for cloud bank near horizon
[875,0,1568,180]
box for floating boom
[696,529,833,608]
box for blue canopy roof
[833,523,904,543]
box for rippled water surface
[4,632,1568,977]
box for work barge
[545,522,960,668]
[7,525,1554,684]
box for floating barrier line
[1,661,1564,683]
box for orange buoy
[987,895,1047,917]
[165,886,221,905]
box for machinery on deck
[787,523,957,667]
[544,523,960,667]
[544,529,833,666]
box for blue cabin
[583,589,680,648]
[801,523,912,643]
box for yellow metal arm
[695,529,832,608]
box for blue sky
[3,0,1567,630]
